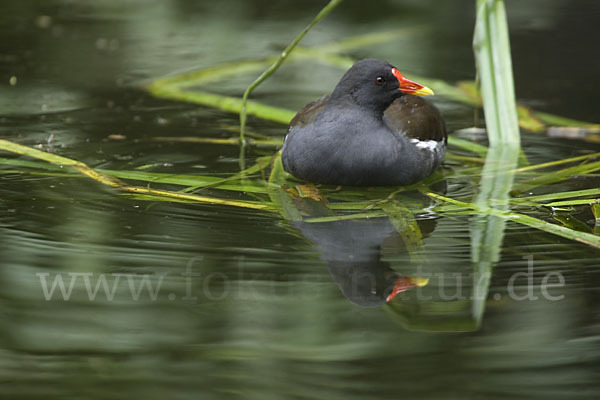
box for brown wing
[289,95,330,130]
[384,95,447,143]
[289,94,447,144]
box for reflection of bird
[282,58,447,186]
[294,218,431,307]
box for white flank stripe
[410,138,440,151]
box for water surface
[1,1,600,399]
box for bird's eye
[375,76,384,86]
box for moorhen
[281,58,447,186]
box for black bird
[282,58,447,186]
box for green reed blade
[511,160,600,194]
[514,152,600,173]
[542,199,600,208]
[148,87,295,124]
[517,188,600,204]
[0,139,274,211]
[426,191,600,249]
[473,0,520,146]
[152,136,284,147]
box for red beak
[392,68,434,96]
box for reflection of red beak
[392,68,434,96]
[386,277,415,303]
[386,277,429,303]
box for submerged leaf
[553,213,593,233]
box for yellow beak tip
[417,86,435,96]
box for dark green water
[2,1,600,399]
